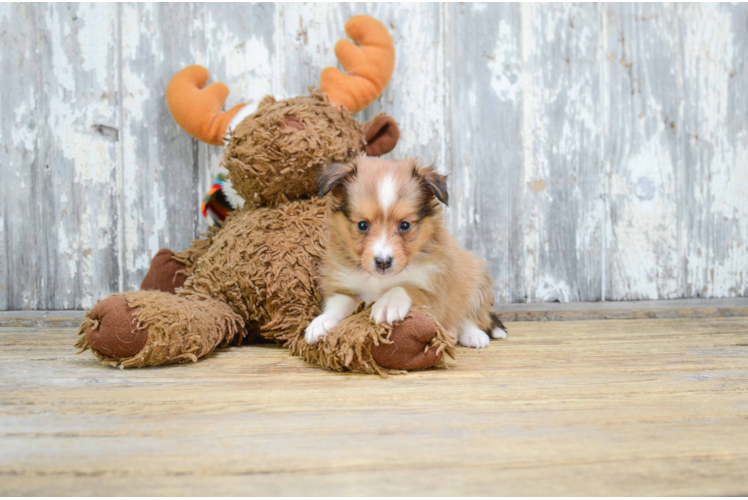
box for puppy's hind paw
[490,327,507,339]
[459,328,490,349]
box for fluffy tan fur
[319,155,496,335]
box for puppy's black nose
[374,256,393,271]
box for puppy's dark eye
[357,221,370,233]
[399,221,412,233]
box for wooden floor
[1,317,747,496]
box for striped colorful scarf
[201,173,234,226]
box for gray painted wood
[1,4,121,310]
[119,3,201,291]
[679,3,748,299]
[1,3,746,310]
[445,3,525,304]
[604,3,685,300]
[604,3,748,300]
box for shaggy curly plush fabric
[291,303,455,376]
[77,196,456,374]
[77,78,453,374]
[179,199,327,341]
[76,291,242,368]
[224,92,366,209]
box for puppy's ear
[413,163,448,206]
[317,162,355,198]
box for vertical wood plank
[604,4,688,300]
[679,4,748,298]
[119,3,203,290]
[0,4,121,310]
[444,3,525,303]
[0,4,43,310]
[447,4,604,303]
[276,3,343,98]
[520,3,605,302]
[44,3,122,308]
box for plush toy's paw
[85,296,148,358]
[370,287,411,324]
[140,248,187,294]
[304,313,340,345]
[371,310,443,370]
[458,327,491,349]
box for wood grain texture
[680,4,748,299]
[3,297,748,327]
[1,3,746,310]
[1,317,747,495]
[604,4,748,300]
[1,4,121,310]
[445,3,524,303]
[605,4,693,300]
[119,3,201,290]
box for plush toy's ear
[413,162,449,206]
[317,162,356,198]
[364,114,400,156]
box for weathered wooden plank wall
[0,3,746,310]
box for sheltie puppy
[305,154,507,348]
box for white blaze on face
[378,174,397,212]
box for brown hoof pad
[85,296,148,358]
[140,248,187,294]
[371,311,442,370]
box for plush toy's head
[167,15,400,210]
[222,93,399,208]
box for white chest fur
[330,262,441,304]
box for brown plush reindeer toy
[76,16,455,375]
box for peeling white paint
[205,8,275,109]
[488,20,520,102]
[2,3,747,310]
[535,276,573,303]
[610,140,680,299]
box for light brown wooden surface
[1,317,747,496]
[3,297,748,328]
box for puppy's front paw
[459,327,490,348]
[304,313,340,345]
[370,287,411,324]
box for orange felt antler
[320,15,395,114]
[166,65,247,146]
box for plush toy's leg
[370,311,453,371]
[140,248,188,294]
[289,306,455,376]
[76,290,243,368]
[140,227,221,294]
